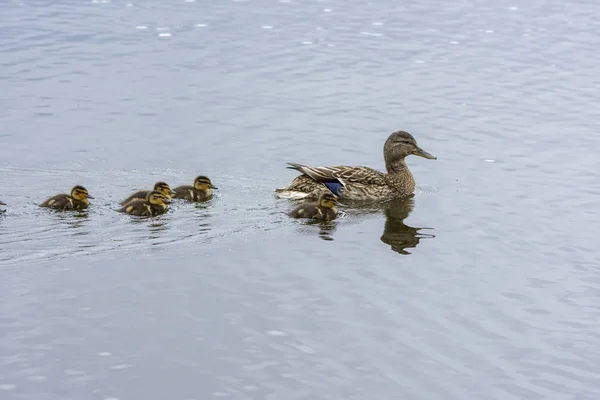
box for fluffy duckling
[172,175,217,202]
[40,185,93,211]
[288,192,338,222]
[119,181,175,206]
[118,190,170,217]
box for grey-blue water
[2,0,600,399]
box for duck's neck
[385,157,408,174]
[385,157,415,195]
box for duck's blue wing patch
[323,181,343,196]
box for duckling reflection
[317,221,337,241]
[148,220,168,241]
[380,197,435,255]
[125,213,169,242]
[291,217,339,242]
[59,211,89,230]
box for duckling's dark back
[172,185,195,200]
[119,200,149,216]
[120,190,151,206]
[40,193,87,210]
[289,203,336,221]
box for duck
[119,181,175,206]
[172,175,217,202]
[275,130,436,201]
[39,185,93,211]
[118,190,170,217]
[288,192,339,222]
[0,200,5,206]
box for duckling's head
[70,185,93,204]
[147,190,170,207]
[384,131,436,165]
[194,176,218,191]
[153,182,175,198]
[319,192,338,209]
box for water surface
[1,0,600,399]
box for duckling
[118,190,170,217]
[119,181,175,206]
[172,175,217,202]
[288,192,338,222]
[0,200,5,206]
[40,185,93,211]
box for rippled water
[2,0,600,398]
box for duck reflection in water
[380,196,435,255]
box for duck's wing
[286,163,386,185]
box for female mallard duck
[172,175,217,202]
[40,185,93,211]
[118,190,170,217]
[275,130,436,201]
[119,181,175,206]
[289,192,338,221]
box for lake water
[1,0,600,399]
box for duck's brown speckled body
[275,130,436,201]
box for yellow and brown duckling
[172,175,217,202]
[119,181,175,206]
[118,190,170,217]
[40,185,93,211]
[288,192,338,222]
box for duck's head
[147,190,170,207]
[153,182,176,198]
[384,131,436,163]
[71,185,93,204]
[319,192,338,209]
[194,176,218,191]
